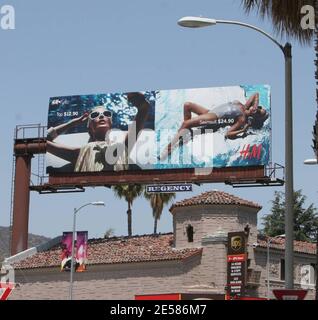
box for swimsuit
[209,102,244,120]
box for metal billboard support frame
[10,124,284,255]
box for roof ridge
[170,190,261,211]
[256,236,317,255]
[88,232,173,243]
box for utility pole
[316,228,318,300]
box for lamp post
[178,16,294,289]
[69,201,105,300]
[267,234,285,300]
[304,159,318,165]
[315,229,318,301]
[304,159,318,300]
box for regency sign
[146,184,193,193]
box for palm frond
[144,192,176,219]
[241,0,314,45]
[112,184,143,203]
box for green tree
[144,192,176,234]
[112,185,144,236]
[263,190,318,241]
[104,228,115,239]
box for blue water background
[155,85,271,169]
[47,91,156,133]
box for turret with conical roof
[169,190,262,295]
[170,190,262,250]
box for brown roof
[170,190,262,211]
[13,233,202,270]
[257,236,317,255]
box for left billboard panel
[47,92,156,173]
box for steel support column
[11,154,32,255]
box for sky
[0,0,316,240]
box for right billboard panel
[46,84,271,174]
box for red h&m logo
[240,144,262,160]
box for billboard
[47,85,271,174]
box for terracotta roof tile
[257,236,317,255]
[170,190,262,211]
[13,233,202,270]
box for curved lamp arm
[216,19,285,53]
[177,16,287,55]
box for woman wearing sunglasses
[47,92,150,172]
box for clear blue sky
[0,0,316,239]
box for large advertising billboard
[47,85,271,174]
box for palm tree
[240,0,316,152]
[144,192,176,234]
[112,184,143,236]
[241,1,314,44]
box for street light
[69,201,105,300]
[267,234,285,299]
[304,159,318,165]
[178,16,294,290]
[304,159,318,300]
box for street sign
[0,283,14,300]
[146,184,192,193]
[272,289,308,300]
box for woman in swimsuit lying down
[160,93,269,160]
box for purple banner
[75,231,88,272]
[61,232,73,271]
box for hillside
[0,226,51,262]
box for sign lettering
[146,184,192,193]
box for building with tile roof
[2,190,317,300]
[12,234,202,270]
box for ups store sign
[227,232,246,255]
[227,232,247,298]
